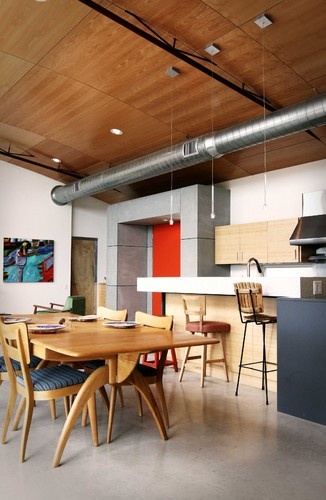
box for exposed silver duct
[51,94,326,205]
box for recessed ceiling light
[166,67,180,78]
[52,158,62,164]
[204,43,220,56]
[255,14,273,29]
[110,128,123,135]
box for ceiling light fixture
[205,43,220,56]
[52,158,62,164]
[110,128,123,135]
[166,67,180,225]
[257,14,270,209]
[166,66,180,78]
[255,14,273,29]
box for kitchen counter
[137,276,302,298]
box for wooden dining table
[12,313,220,466]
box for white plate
[3,317,31,324]
[76,315,98,322]
[27,324,66,333]
[103,321,139,329]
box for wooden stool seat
[179,295,230,387]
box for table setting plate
[75,315,99,322]
[27,324,66,333]
[3,317,31,324]
[103,321,139,329]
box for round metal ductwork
[51,94,326,205]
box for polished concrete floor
[0,369,325,500]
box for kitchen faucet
[247,257,263,277]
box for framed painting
[3,238,54,283]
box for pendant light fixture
[256,13,273,209]
[166,66,179,225]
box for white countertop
[137,277,302,298]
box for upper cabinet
[215,218,301,264]
[215,222,267,264]
[267,218,300,263]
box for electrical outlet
[313,280,323,295]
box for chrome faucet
[247,257,263,277]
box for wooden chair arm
[33,303,64,314]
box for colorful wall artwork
[3,238,54,283]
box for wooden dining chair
[179,295,230,387]
[97,306,128,321]
[107,311,173,443]
[0,320,98,463]
[80,306,128,425]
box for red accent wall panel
[152,222,180,315]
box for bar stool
[179,295,230,387]
[234,282,277,405]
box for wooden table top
[20,313,219,361]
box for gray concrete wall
[106,185,230,318]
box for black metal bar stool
[234,282,277,405]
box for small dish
[3,317,31,324]
[27,324,66,333]
[76,315,99,322]
[103,321,139,329]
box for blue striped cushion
[83,359,105,370]
[0,355,42,373]
[16,364,88,391]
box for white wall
[218,159,326,224]
[0,161,72,314]
[0,161,108,314]
[218,159,326,278]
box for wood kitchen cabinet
[215,218,303,264]
[267,218,301,263]
[215,222,267,264]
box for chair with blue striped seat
[0,319,97,463]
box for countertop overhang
[137,277,302,298]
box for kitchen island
[137,277,292,391]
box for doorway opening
[71,237,97,314]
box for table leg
[52,365,110,468]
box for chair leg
[235,323,247,397]
[1,383,18,444]
[12,397,26,431]
[179,346,191,382]
[219,334,229,382]
[170,348,178,372]
[201,343,207,388]
[262,324,269,405]
[20,396,34,462]
[49,399,56,419]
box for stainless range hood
[290,191,326,245]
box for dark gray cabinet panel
[277,297,326,426]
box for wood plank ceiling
[0,0,325,204]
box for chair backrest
[135,311,173,331]
[64,296,86,315]
[234,282,264,318]
[182,295,206,329]
[97,306,128,321]
[0,319,31,388]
